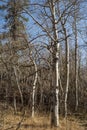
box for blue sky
[0,0,87,65]
[0,1,7,34]
[0,0,87,47]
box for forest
[0,0,87,130]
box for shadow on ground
[21,123,49,129]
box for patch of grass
[0,109,86,130]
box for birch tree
[61,21,70,117]
[23,0,75,126]
[30,51,38,118]
[50,0,60,127]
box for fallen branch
[15,110,25,130]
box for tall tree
[72,0,79,111]
[50,0,60,127]
[5,0,29,41]
[61,21,70,118]
[1,0,29,108]
[23,0,76,126]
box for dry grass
[0,109,86,130]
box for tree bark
[64,29,69,118]
[13,66,23,107]
[74,4,79,111]
[14,93,17,114]
[51,0,60,127]
[32,59,38,118]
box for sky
[0,0,87,48]
[0,0,87,66]
[0,0,8,34]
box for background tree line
[0,0,87,127]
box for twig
[15,110,25,130]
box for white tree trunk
[55,43,60,126]
[51,0,60,127]
[32,60,38,118]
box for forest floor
[0,105,87,130]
